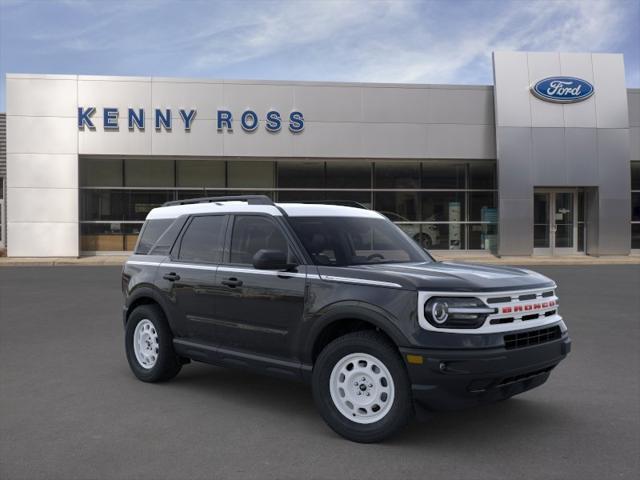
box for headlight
[424,297,495,329]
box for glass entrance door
[533,190,578,255]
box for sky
[0,0,639,111]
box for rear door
[213,214,307,359]
[157,214,228,342]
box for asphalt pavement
[0,265,638,480]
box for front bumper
[400,333,571,411]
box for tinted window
[229,216,290,265]
[178,215,227,263]
[136,219,173,254]
[289,216,430,266]
[149,218,186,256]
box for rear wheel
[125,304,182,382]
[312,331,413,443]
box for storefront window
[421,163,465,189]
[177,160,225,188]
[469,162,496,189]
[277,162,324,188]
[81,158,123,187]
[326,161,371,189]
[374,162,419,189]
[228,161,274,188]
[419,192,465,222]
[469,191,497,221]
[125,159,174,187]
[80,157,497,252]
[467,223,497,250]
[374,192,418,221]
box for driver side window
[229,215,292,265]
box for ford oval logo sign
[531,76,594,103]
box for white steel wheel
[133,319,159,369]
[329,352,395,424]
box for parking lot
[0,265,638,480]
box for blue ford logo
[531,76,594,103]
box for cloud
[0,0,637,107]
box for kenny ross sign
[78,107,304,133]
[530,76,594,103]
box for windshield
[288,216,432,267]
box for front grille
[504,326,561,350]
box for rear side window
[229,215,291,265]
[135,219,173,254]
[178,215,227,263]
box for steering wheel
[366,253,385,261]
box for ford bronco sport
[122,195,571,443]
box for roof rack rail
[162,195,275,207]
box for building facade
[3,51,640,257]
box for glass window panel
[125,159,174,187]
[632,192,640,222]
[419,192,465,222]
[179,215,227,264]
[421,163,465,189]
[277,191,326,202]
[229,215,290,265]
[534,225,550,248]
[277,162,324,188]
[468,163,496,189]
[80,223,128,251]
[415,224,465,250]
[631,162,640,191]
[176,160,225,188]
[228,161,274,188]
[127,190,174,221]
[534,193,549,224]
[81,158,123,187]
[176,190,207,200]
[632,224,640,249]
[326,161,371,189]
[578,222,585,252]
[555,224,574,248]
[396,223,441,249]
[136,219,173,254]
[374,162,419,189]
[467,224,497,251]
[374,192,418,221]
[469,191,497,221]
[81,189,127,221]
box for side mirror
[252,249,293,270]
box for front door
[212,214,307,360]
[533,190,579,255]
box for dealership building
[1,51,639,257]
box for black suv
[122,195,571,442]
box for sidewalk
[1,254,638,267]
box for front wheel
[312,331,413,443]
[125,304,182,382]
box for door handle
[163,272,180,282]
[221,277,243,288]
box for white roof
[146,201,384,220]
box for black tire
[312,331,413,443]
[125,304,182,382]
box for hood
[319,261,555,292]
